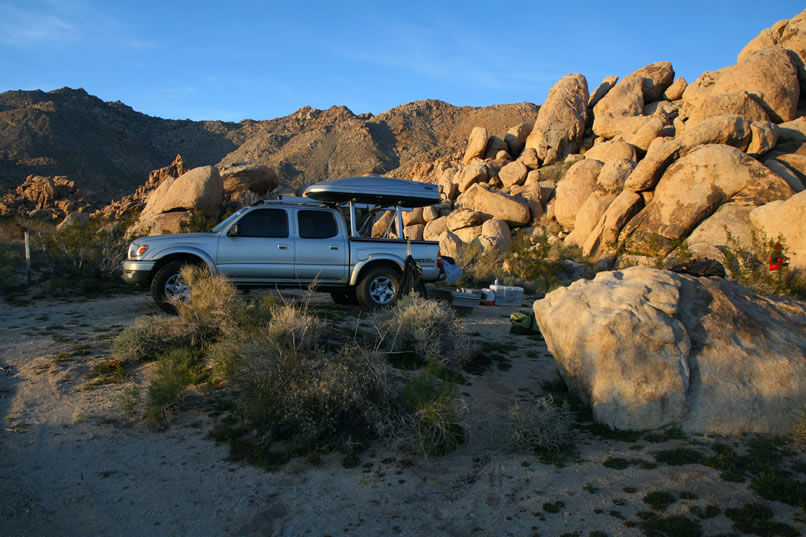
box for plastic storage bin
[489,284,524,306]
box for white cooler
[489,284,524,306]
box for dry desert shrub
[111,315,198,364]
[230,340,393,452]
[507,395,575,452]
[371,295,474,370]
[176,265,243,333]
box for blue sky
[1,1,803,122]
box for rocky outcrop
[683,46,800,123]
[592,61,674,138]
[621,144,795,256]
[129,166,224,236]
[534,266,806,434]
[584,140,636,163]
[738,10,806,93]
[685,202,756,252]
[0,175,93,219]
[554,159,604,231]
[221,164,278,201]
[685,89,769,126]
[463,127,489,164]
[525,74,589,166]
[565,158,634,248]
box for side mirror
[227,224,239,236]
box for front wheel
[356,266,400,309]
[150,261,192,314]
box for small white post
[24,230,31,285]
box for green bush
[179,210,218,233]
[457,231,596,294]
[372,295,474,370]
[722,230,806,298]
[507,395,575,452]
[144,348,206,425]
[400,370,466,456]
[29,215,135,282]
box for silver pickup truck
[121,177,447,312]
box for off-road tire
[150,261,192,314]
[356,266,400,309]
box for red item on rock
[769,243,788,271]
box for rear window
[298,210,338,239]
[233,208,288,237]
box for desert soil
[1,291,804,537]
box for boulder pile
[393,8,806,271]
[0,175,95,220]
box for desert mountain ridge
[0,87,539,202]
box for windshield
[211,208,248,233]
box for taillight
[437,253,443,268]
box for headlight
[129,243,149,258]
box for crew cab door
[294,209,348,283]
[215,207,295,281]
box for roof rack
[254,195,332,207]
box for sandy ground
[1,291,805,537]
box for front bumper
[121,260,156,286]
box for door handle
[278,244,289,250]
[329,245,340,250]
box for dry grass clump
[507,395,575,452]
[111,316,198,364]
[398,370,467,456]
[372,295,474,370]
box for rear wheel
[150,261,192,314]
[356,266,400,309]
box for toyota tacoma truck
[121,176,447,312]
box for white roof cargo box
[303,176,440,207]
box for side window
[298,210,338,239]
[233,209,288,238]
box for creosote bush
[371,295,474,370]
[507,395,575,452]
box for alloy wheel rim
[164,273,190,304]
[369,276,395,304]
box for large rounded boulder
[533,266,806,434]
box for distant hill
[0,87,539,202]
